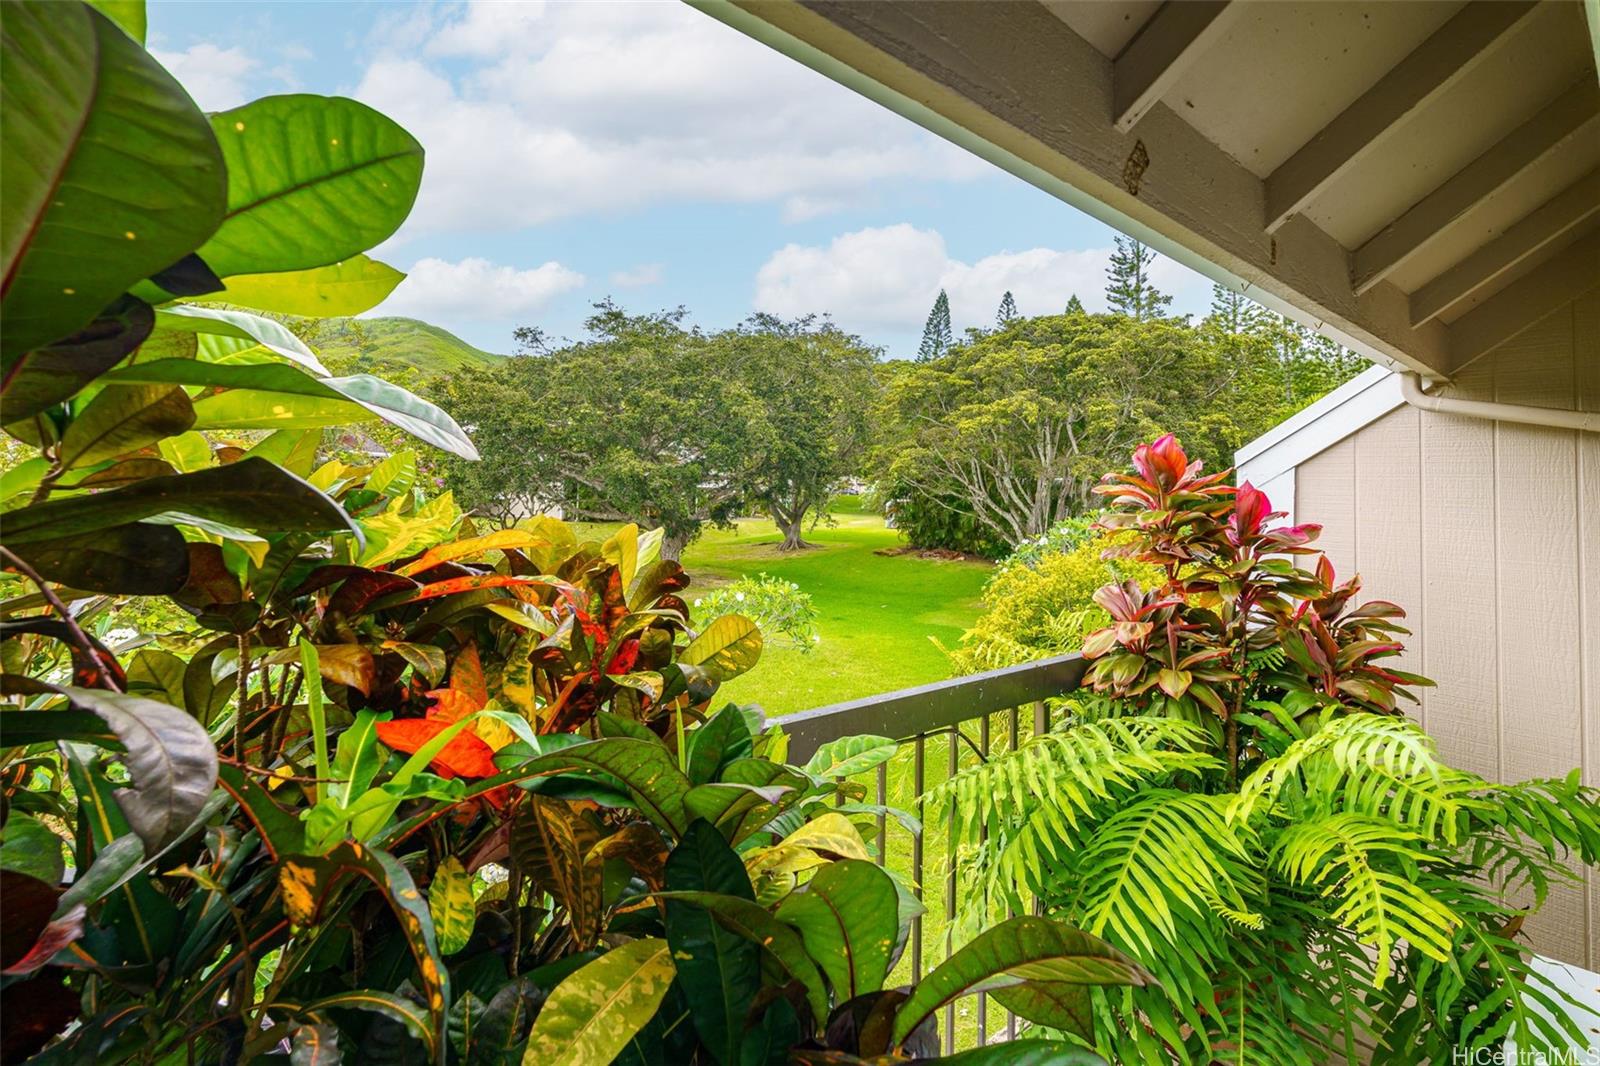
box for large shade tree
[711,313,879,550]
[436,302,752,557]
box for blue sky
[149,0,1214,358]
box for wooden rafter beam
[1411,171,1600,326]
[1265,1,1541,233]
[1447,231,1600,371]
[1112,0,1238,133]
[1354,81,1600,295]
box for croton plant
[1,3,1143,1063]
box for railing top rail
[771,653,1088,760]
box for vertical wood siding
[1294,289,1599,967]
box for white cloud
[754,224,1206,335]
[378,256,585,321]
[610,263,663,288]
[150,43,261,112]
[354,1,984,236]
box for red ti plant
[1083,434,1431,782]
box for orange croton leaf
[424,688,480,724]
[450,643,490,707]
[374,718,500,779]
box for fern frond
[1272,813,1459,984]
[1076,790,1264,961]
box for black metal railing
[772,653,1089,1051]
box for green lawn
[676,513,990,715]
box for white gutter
[1399,373,1600,432]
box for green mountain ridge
[302,316,508,378]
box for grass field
[676,512,989,715]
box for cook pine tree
[1105,235,1172,320]
[917,288,953,361]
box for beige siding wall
[1294,288,1600,967]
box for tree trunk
[661,529,690,562]
[777,511,816,551]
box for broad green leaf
[243,428,319,476]
[778,812,872,861]
[429,857,475,955]
[530,738,692,838]
[197,95,423,278]
[776,859,898,1001]
[520,937,675,1066]
[109,358,477,458]
[57,384,194,470]
[199,254,404,317]
[2,458,359,544]
[805,735,898,780]
[86,0,146,43]
[0,456,46,503]
[683,782,792,835]
[155,303,329,375]
[662,821,760,1063]
[450,979,540,1066]
[685,703,754,784]
[681,613,763,682]
[890,916,1151,1048]
[50,685,217,853]
[365,449,417,497]
[0,2,224,362]
[1,294,153,421]
[158,430,212,472]
[655,888,829,1026]
[0,813,66,885]
[6,521,189,595]
[125,648,187,707]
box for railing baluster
[976,714,990,1046]
[875,762,888,864]
[911,732,925,981]
[944,729,958,1051]
[1006,703,1020,1040]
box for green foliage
[305,315,507,377]
[697,573,820,651]
[1103,236,1171,320]
[872,296,1368,557]
[918,288,954,362]
[936,436,1600,1064]
[948,528,1160,674]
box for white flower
[735,591,745,601]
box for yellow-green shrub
[948,532,1160,674]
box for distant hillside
[302,316,508,379]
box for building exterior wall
[1290,288,1599,967]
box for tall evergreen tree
[917,289,953,362]
[996,290,1018,327]
[1065,294,1086,315]
[1207,283,1266,334]
[1104,236,1172,320]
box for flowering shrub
[697,572,820,651]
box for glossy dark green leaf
[0,2,224,362]
[509,795,604,950]
[686,702,753,785]
[5,522,190,595]
[890,917,1151,1048]
[215,764,305,859]
[0,708,118,748]
[196,95,423,279]
[530,738,691,838]
[804,735,898,781]
[655,888,829,1026]
[2,458,359,544]
[663,820,761,1065]
[0,295,153,420]
[449,978,540,1066]
[776,859,898,1003]
[51,685,217,853]
[104,357,478,459]
[683,782,793,836]
[57,384,195,470]
[0,814,66,885]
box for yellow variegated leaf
[428,857,475,955]
[777,811,871,861]
[680,613,762,682]
[520,938,674,1066]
